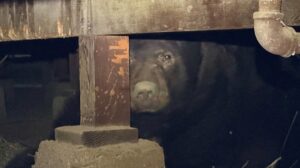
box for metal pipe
[253,0,300,57]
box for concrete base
[33,139,165,168]
[55,125,138,147]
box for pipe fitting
[253,0,300,57]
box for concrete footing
[34,125,165,167]
[33,139,165,168]
[55,125,138,147]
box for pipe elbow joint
[253,11,300,57]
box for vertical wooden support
[79,36,130,126]
[55,36,137,147]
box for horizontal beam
[0,0,299,42]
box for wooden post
[55,36,137,147]
[79,36,130,126]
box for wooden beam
[79,35,130,126]
[0,0,299,42]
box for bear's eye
[157,52,175,69]
[158,52,173,63]
[164,54,172,60]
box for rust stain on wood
[57,20,64,36]
[110,39,129,64]
[117,67,125,77]
[0,28,4,39]
[110,38,129,77]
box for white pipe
[253,0,300,57]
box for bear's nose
[133,81,158,101]
[137,90,153,100]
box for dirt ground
[0,118,54,168]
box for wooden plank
[0,0,300,42]
[79,35,130,126]
[55,126,138,147]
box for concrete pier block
[55,125,138,147]
[33,139,165,168]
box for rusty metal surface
[0,0,300,42]
[79,36,130,126]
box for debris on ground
[0,137,33,168]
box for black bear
[130,33,300,168]
[130,38,201,142]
